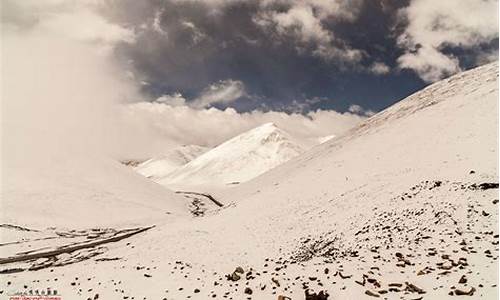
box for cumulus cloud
[180,20,207,45]
[152,8,168,36]
[2,0,367,163]
[398,47,460,82]
[156,93,187,106]
[369,62,390,75]
[155,80,246,109]
[124,102,367,153]
[348,104,376,117]
[255,0,364,62]
[103,0,416,111]
[2,0,135,52]
[191,80,246,108]
[396,0,499,82]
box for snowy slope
[134,145,209,180]
[317,134,335,144]
[0,134,189,229]
[1,62,498,300]
[158,122,305,188]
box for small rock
[458,275,467,284]
[365,290,380,298]
[454,287,476,296]
[305,290,329,300]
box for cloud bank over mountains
[2,0,497,159]
[1,0,368,160]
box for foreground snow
[0,62,498,300]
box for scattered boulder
[454,287,476,296]
[405,282,426,294]
[458,275,467,284]
[468,183,499,190]
[365,290,380,298]
[226,267,245,281]
[305,290,329,300]
[271,277,280,287]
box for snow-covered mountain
[158,122,305,188]
[1,62,498,300]
[210,61,499,299]
[134,145,209,180]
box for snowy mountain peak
[226,122,295,146]
[260,122,276,128]
[158,123,305,188]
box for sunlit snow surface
[0,62,498,300]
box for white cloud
[156,93,187,106]
[348,104,375,117]
[260,0,361,21]
[1,0,149,165]
[271,4,332,44]
[152,9,168,36]
[398,47,460,82]
[1,0,368,163]
[397,0,499,82]
[191,79,246,108]
[39,9,135,46]
[155,80,245,109]
[254,0,363,63]
[369,61,390,75]
[3,0,135,51]
[181,20,207,44]
[124,102,367,155]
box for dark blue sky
[110,0,498,114]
